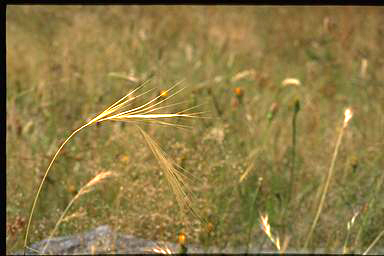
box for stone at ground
[13,225,382,254]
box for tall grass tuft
[23,80,203,253]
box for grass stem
[304,108,353,249]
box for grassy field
[6,5,384,254]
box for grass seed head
[260,214,281,251]
[360,58,368,79]
[152,245,173,254]
[282,78,301,87]
[80,171,115,195]
[159,89,169,98]
[344,108,353,127]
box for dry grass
[7,6,384,254]
[23,81,203,253]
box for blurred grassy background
[6,5,384,253]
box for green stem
[289,109,298,203]
[245,180,262,254]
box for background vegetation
[6,5,384,253]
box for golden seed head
[282,78,301,87]
[159,90,168,97]
[344,108,353,126]
[152,245,172,254]
[260,214,270,235]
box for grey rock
[12,225,383,254]
[13,225,205,255]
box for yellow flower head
[178,232,186,246]
[233,87,244,97]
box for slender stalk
[207,88,222,117]
[288,99,300,203]
[24,123,90,254]
[353,172,384,249]
[342,211,359,254]
[363,230,384,255]
[245,177,263,254]
[304,108,353,249]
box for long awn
[24,80,204,253]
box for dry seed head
[344,108,353,127]
[360,58,368,79]
[139,127,202,221]
[159,89,169,97]
[231,69,256,82]
[62,208,86,223]
[152,246,172,254]
[260,214,271,235]
[276,237,281,250]
[347,211,359,230]
[81,171,114,194]
[260,214,281,251]
[282,78,301,87]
